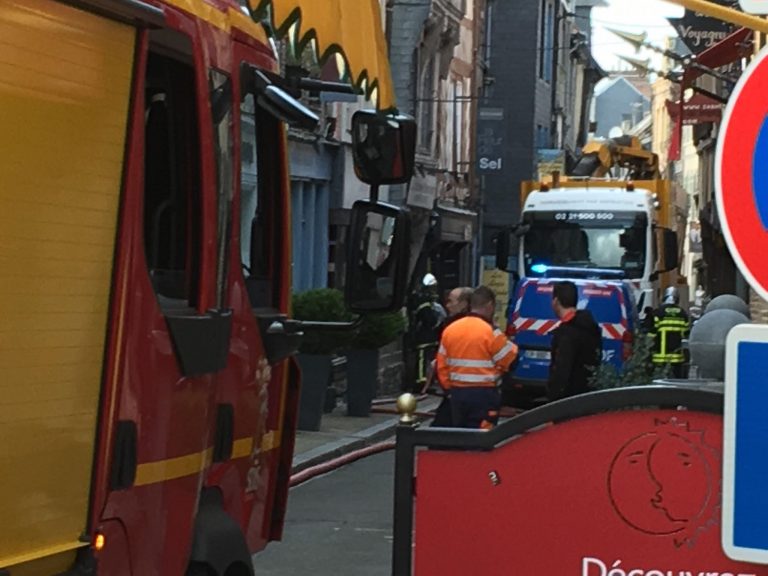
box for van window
[143,35,201,307]
[517,282,623,323]
[518,284,557,319]
[239,66,284,309]
[579,286,622,323]
[210,69,234,309]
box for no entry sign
[716,45,768,301]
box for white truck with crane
[497,136,680,313]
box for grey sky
[591,0,685,72]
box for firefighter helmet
[663,286,680,305]
[422,273,438,287]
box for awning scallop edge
[253,0,395,111]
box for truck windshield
[522,210,648,278]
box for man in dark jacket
[548,281,602,400]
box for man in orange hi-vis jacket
[437,286,518,429]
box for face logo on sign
[607,418,719,547]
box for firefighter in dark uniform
[651,286,690,378]
[404,274,446,391]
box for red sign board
[666,94,724,126]
[414,410,767,575]
[716,46,768,301]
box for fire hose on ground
[288,391,524,487]
[289,393,436,488]
[289,440,397,488]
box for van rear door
[578,283,629,369]
[0,1,137,572]
[509,280,558,382]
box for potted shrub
[292,288,353,431]
[346,310,406,417]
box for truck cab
[519,185,657,310]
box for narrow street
[253,452,396,576]
[4,0,767,574]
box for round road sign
[716,45,768,301]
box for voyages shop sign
[667,0,737,54]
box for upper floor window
[418,56,437,152]
[539,1,554,83]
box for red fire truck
[0,1,412,575]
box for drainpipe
[550,1,562,150]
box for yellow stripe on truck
[135,449,215,487]
[134,432,281,486]
[0,0,134,570]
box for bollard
[396,393,418,425]
[689,309,750,380]
[704,294,751,319]
[393,393,419,575]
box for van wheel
[186,562,216,576]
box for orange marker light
[93,533,106,552]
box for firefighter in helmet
[404,274,446,391]
[650,286,690,378]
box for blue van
[503,277,638,403]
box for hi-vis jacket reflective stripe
[651,305,689,364]
[436,315,518,389]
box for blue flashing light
[531,263,549,274]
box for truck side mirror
[657,227,679,273]
[351,110,416,186]
[494,226,523,272]
[495,230,510,271]
[345,200,410,312]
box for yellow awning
[254,0,395,110]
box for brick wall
[750,289,768,324]
[376,340,405,397]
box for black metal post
[392,424,416,576]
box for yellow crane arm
[665,0,768,34]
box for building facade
[386,0,481,292]
[592,75,651,138]
[478,0,603,261]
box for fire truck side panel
[93,4,297,573]
[0,0,135,572]
[98,10,222,576]
[3,0,354,573]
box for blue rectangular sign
[723,324,768,564]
